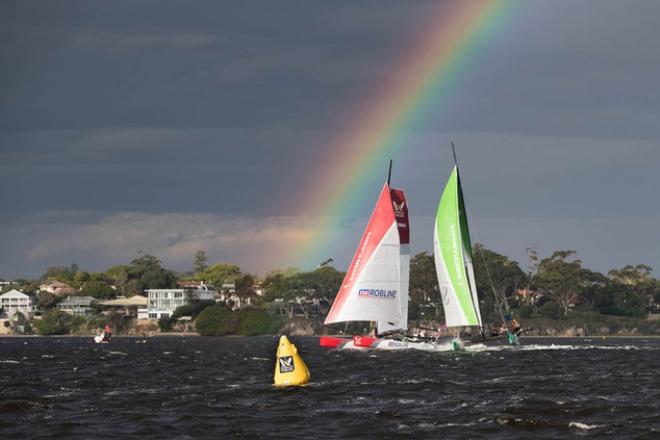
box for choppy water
[1,336,659,439]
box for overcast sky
[1,0,659,279]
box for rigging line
[462,185,511,334]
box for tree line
[3,246,660,334]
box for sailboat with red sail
[319,161,419,350]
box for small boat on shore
[94,325,112,344]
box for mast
[374,159,393,337]
[387,159,393,186]
[373,159,392,337]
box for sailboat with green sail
[433,144,518,348]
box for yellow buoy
[273,335,310,387]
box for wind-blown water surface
[1,337,659,439]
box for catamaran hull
[320,334,520,351]
[320,335,455,351]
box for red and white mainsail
[325,183,407,329]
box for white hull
[323,334,518,352]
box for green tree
[409,252,442,320]
[73,271,91,288]
[533,250,597,316]
[195,304,237,336]
[124,254,177,294]
[80,280,116,300]
[309,266,343,304]
[472,244,528,307]
[581,264,658,317]
[608,264,657,308]
[201,263,242,287]
[236,309,283,336]
[171,300,215,320]
[41,266,75,283]
[473,244,530,325]
[538,301,561,319]
[105,265,130,291]
[608,264,654,288]
[34,310,73,335]
[193,250,208,274]
[262,266,342,318]
[158,316,173,332]
[37,291,62,310]
[235,273,258,307]
[195,305,282,336]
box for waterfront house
[38,280,76,296]
[139,283,216,320]
[57,296,96,316]
[100,295,148,317]
[0,289,36,319]
[215,283,264,310]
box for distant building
[218,291,247,310]
[568,296,585,308]
[0,289,36,319]
[139,283,216,320]
[177,280,216,290]
[514,288,544,306]
[57,296,96,316]
[39,281,76,296]
[0,280,18,289]
[100,295,148,317]
[221,283,236,293]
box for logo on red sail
[358,288,397,299]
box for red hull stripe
[325,183,396,323]
[319,336,350,348]
[352,335,378,347]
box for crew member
[102,324,112,342]
[511,318,521,334]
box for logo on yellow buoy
[273,335,310,387]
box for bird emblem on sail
[392,200,406,216]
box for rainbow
[290,0,521,269]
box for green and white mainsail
[433,166,483,329]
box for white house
[0,289,36,318]
[99,295,148,317]
[57,296,96,316]
[138,283,216,320]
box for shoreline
[3,334,660,339]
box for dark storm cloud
[1,0,659,278]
